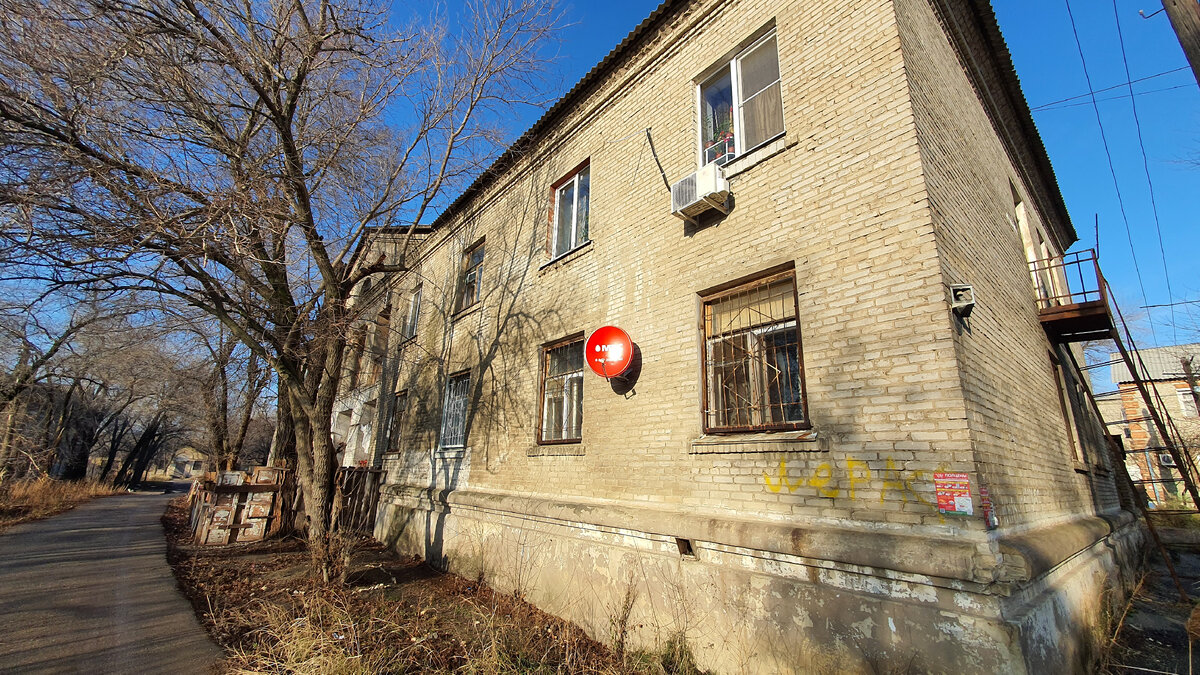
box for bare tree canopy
[0,0,560,578]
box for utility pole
[1163,0,1200,87]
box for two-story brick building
[1096,342,1200,506]
[332,0,1143,671]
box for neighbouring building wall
[351,0,1141,672]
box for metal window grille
[440,372,470,447]
[703,273,805,431]
[540,339,584,442]
[457,243,484,312]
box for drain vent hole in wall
[675,537,696,558]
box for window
[440,371,470,448]
[1178,387,1198,418]
[702,271,806,431]
[401,286,421,340]
[388,391,409,453]
[539,337,584,443]
[365,306,390,387]
[344,325,366,390]
[699,32,783,166]
[456,241,484,313]
[551,165,590,257]
[1050,352,1083,463]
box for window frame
[401,285,422,341]
[699,267,809,434]
[1049,350,1084,464]
[696,30,784,168]
[1178,386,1198,419]
[537,334,585,445]
[549,161,591,259]
[456,240,485,314]
[439,370,471,449]
[387,390,409,454]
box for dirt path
[0,491,221,674]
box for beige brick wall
[333,0,1140,670]
[893,0,1120,530]
[363,0,991,536]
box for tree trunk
[267,386,295,467]
[99,420,129,481]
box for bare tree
[0,0,558,578]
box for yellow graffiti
[763,458,802,493]
[846,459,871,500]
[808,462,838,498]
[763,455,940,508]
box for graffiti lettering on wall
[763,457,938,507]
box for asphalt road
[0,491,222,674]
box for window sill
[435,446,468,460]
[1072,461,1090,474]
[451,302,482,323]
[528,442,584,457]
[689,429,819,454]
[721,135,791,180]
[539,240,593,273]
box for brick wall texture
[335,1,1142,672]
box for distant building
[334,0,1142,672]
[146,447,209,481]
[1096,342,1200,505]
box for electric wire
[1063,0,1159,345]
[1111,0,1178,345]
[1032,83,1190,112]
[1029,65,1188,110]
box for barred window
[539,337,584,443]
[702,272,806,431]
[456,242,484,313]
[440,371,470,448]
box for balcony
[1029,249,1114,343]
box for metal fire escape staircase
[1032,250,1198,601]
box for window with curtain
[699,31,783,166]
[540,337,584,442]
[551,165,590,257]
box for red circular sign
[585,326,633,378]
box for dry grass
[161,498,707,674]
[0,476,119,531]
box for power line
[1112,0,1179,345]
[1032,83,1190,112]
[1029,65,1189,110]
[1063,0,1159,345]
[1141,300,1200,309]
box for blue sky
[516,0,1199,347]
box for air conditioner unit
[671,163,730,221]
[1160,453,1177,467]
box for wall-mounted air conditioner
[1160,453,1177,467]
[671,163,730,221]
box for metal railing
[1028,249,1107,312]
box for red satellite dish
[585,326,633,378]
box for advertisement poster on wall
[934,471,973,516]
